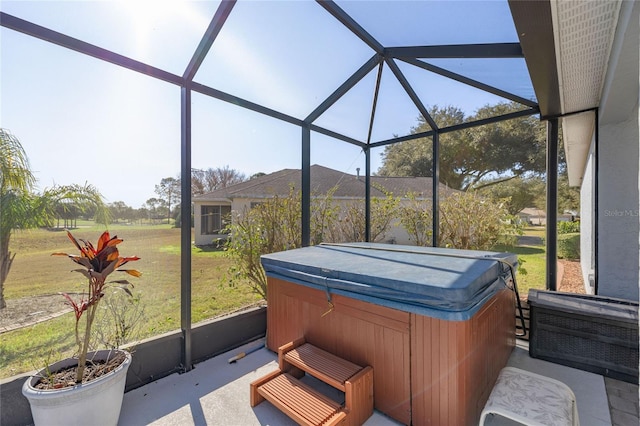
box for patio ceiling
[510,0,633,187]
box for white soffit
[599,0,639,125]
[562,111,595,186]
[552,0,621,185]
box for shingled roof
[193,165,456,202]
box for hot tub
[261,243,517,426]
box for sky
[0,0,533,208]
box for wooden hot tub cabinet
[266,277,515,426]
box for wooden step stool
[250,337,374,426]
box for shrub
[224,187,303,299]
[439,192,521,250]
[329,193,399,244]
[557,233,580,259]
[224,186,398,298]
[398,191,521,250]
[225,187,521,297]
[398,193,433,246]
[558,220,580,234]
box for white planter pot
[22,349,131,426]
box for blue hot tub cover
[261,243,517,321]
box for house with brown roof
[193,165,455,246]
[517,207,575,226]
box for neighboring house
[193,164,455,246]
[517,208,546,226]
[517,208,574,226]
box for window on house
[201,205,231,234]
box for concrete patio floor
[119,338,638,426]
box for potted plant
[22,230,141,426]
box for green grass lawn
[522,225,546,239]
[492,225,548,297]
[1,226,261,378]
[1,224,549,379]
[492,244,546,297]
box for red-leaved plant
[52,230,141,384]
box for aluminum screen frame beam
[305,54,383,124]
[0,12,183,87]
[189,82,369,148]
[399,57,538,109]
[177,0,239,375]
[316,0,384,54]
[183,0,236,81]
[546,118,559,290]
[432,131,440,247]
[365,148,372,242]
[190,82,303,127]
[439,108,540,134]
[385,43,523,59]
[385,58,438,131]
[302,125,312,247]
[363,62,384,242]
[309,125,366,149]
[594,108,599,295]
[180,87,193,373]
[371,129,435,149]
[370,108,539,149]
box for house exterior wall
[194,197,425,246]
[193,201,232,246]
[580,139,596,294]
[597,114,639,301]
[194,201,204,245]
[579,1,639,302]
[386,219,413,245]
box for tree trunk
[470,175,518,191]
[0,236,16,309]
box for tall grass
[1,226,260,378]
